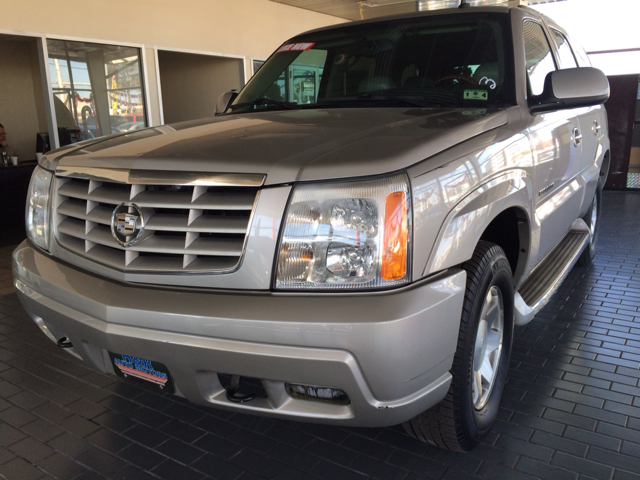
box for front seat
[403,75,433,89]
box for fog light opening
[285,383,350,405]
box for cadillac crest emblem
[111,203,145,247]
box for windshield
[230,13,515,113]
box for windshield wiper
[356,93,442,108]
[230,98,300,110]
[319,94,444,108]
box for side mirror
[215,90,238,115]
[530,67,609,114]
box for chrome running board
[514,219,590,326]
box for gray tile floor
[0,190,639,480]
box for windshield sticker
[464,89,488,101]
[478,77,497,90]
[277,42,315,53]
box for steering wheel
[433,74,479,86]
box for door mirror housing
[530,67,609,114]
[215,90,238,115]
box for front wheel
[403,241,514,452]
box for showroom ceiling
[270,0,566,21]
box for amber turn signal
[381,191,408,280]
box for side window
[523,21,557,97]
[550,29,578,69]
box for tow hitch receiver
[225,375,256,403]
[57,337,73,349]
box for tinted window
[550,29,577,69]
[523,21,556,96]
[231,14,515,113]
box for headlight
[26,166,53,251]
[275,173,411,290]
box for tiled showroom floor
[0,190,639,480]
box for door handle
[573,128,582,146]
[593,120,601,135]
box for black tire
[403,241,514,452]
[577,188,601,266]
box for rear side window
[550,29,578,69]
[523,20,556,96]
[569,37,592,67]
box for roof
[288,5,516,38]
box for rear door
[548,28,590,185]
[553,30,606,207]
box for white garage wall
[588,51,640,77]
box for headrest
[358,76,397,93]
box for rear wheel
[577,188,601,266]
[403,241,514,452]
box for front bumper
[13,241,466,427]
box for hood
[52,107,508,185]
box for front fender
[422,171,534,276]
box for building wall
[158,52,244,124]
[0,0,345,144]
[1,0,345,61]
[0,39,47,161]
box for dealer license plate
[108,352,175,394]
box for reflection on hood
[54,107,507,185]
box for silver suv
[13,5,610,451]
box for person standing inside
[0,124,17,165]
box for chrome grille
[53,173,262,273]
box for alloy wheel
[471,286,504,410]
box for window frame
[568,36,592,68]
[549,27,579,70]
[522,19,558,103]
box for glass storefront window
[47,39,147,145]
